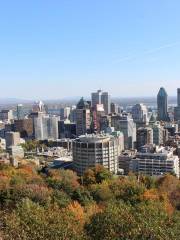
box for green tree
[83,165,112,185]
[86,201,180,240]
[1,199,87,240]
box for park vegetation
[0,163,179,239]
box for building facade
[131,103,149,127]
[137,127,153,150]
[174,88,180,121]
[130,146,179,178]
[157,87,169,121]
[91,90,111,115]
[76,98,91,136]
[111,114,136,150]
[73,134,120,176]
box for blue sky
[0,0,180,99]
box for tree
[1,199,87,240]
[109,178,145,205]
[52,190,71,208]
[83,165,112,185]
[46,169,80,195]
[86,201,180,240]
[72,186,94,206]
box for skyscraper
[111,113,136,150]
[91,90,111,115]
[174,88,180,121]
[17,104,24,120]
[91,90,102,109]
[131,103,149,127]
[34,115,59,140]
[101,92,111,115]
[178,88,180,107]
[157,87,169,121]
[76,98,91,136]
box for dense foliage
[0,164,180,239]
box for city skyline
[0,1,180,99]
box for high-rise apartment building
[111,113,136,150]
[137,127,153,150]
[157,87,169,121]
[131,103,149,127]
[76,98,91,136]
[152,122,164,146]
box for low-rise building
[130,146,179,178]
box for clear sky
[0,0,180,99]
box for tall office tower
[111,113,136,150]
[17,104,24,120]
[157,87,169,121]
[152,122,164,146]
[91,90,102,109]
[136,127,153,150]
[5,132,21,149]
[131,103,149,127]
[14,119,34,139]
[73,133,120,176]
[91,90,111,115]
[174,88,180,121]
[46,116,59,140]
[0,110,14,122]
[34,115,59,140]
[101,92,111,115]
[178,88,180,106]
[76,98,91,136]
[33,117,45,140]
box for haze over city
[1,0,180,99]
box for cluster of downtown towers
[76,87,180,138]
[1,87,180,176]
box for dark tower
[157,87,169,121]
